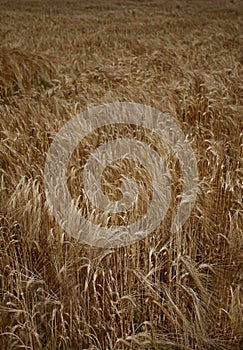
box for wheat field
[0,0,242,349]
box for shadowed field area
[0,0,242,349]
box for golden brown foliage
[0,0,242,349]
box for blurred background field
[0,0,242,349]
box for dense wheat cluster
[0,0,242,349]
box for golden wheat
[0,0,242,349]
